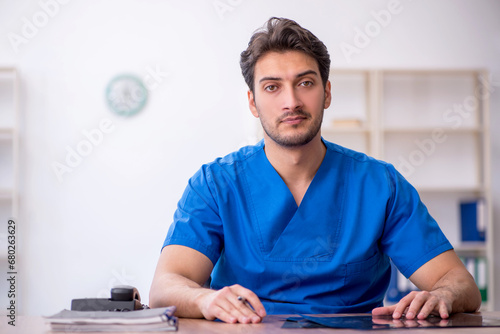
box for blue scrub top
[163,139,452,314]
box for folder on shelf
[460,256,488,302]
[476,257,488,302]
[460,200,486,242]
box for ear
[323,80,332,109]
[248,90,259,118]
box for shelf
[322,126,370,134]
[0,67,16,72]
[0,188,14,200]
[454,242,486,254]
[381,69,486,75]
[415,186,485,193]
[382,71,480,130]
[326,70,369,128]
[383,127,483,134]
[0,128,15,141]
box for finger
[228,295,260,324]
[392,293,416,319]
[416,299,439,320]
[409,292,441,320]
[218,295,248,323]
[206,287,254,324]
[239,293,267,319]
[406,291,433,319]
[210,305,237,324]
[198,290,237,323]
[437,300,450,319]
[372,305,397,316]
[230,285,266,321]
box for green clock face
[105,74,148,116]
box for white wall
[0,0,499,315]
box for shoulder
[215,139,265,166]
[322,138,403,192]
[192,140,264,181]
[323,139,393,171]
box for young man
[149,17,481,324]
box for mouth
[280,112,309,125]
[282,117,306,125]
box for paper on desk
[44,306,178,332]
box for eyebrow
[258,70,319,83]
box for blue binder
[460,200,486,242]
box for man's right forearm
[149,272,212,318]
[149,246,265,323]
[149,273,267,323]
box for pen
[237,296,254,311]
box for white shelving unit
[323,70,374,155]
[323,69,494,310]
[0,68,19,307]
[0,67,19,218]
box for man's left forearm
[373,250,482,319]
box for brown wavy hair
[240,17,331,93]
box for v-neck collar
[243,139,346,261]
[260,139,330,210]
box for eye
[300,80,313,87]
[264,84,278,92]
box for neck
[263,133,326,189]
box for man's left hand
[372,288,453,320]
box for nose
[282,85,303,112]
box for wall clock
[105,74,148,116]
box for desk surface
[5,313,500,334]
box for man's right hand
[150,245,267,323]
[196,284,267,323]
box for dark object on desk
[45,306,177,332]
[71,285,145,311]
[283,313,500,329]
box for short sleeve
[381,164,453,278]
[163,165,224,265]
